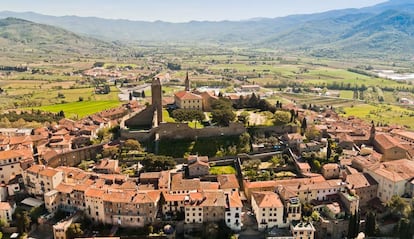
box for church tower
[369,121,376,144]
[184,71,190,91]
[151,77,163,124]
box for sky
[0,0,388,22]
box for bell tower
[184,71,190,91]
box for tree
[248,93,259,108]
[305,125,321,141]
[238,111,249,126]
[238,132,251,153]
[66,223,83,239]
[172,109,205,123]
[123,139,142,152]
[211,109,236,127]
[301,117,307,132]
[364,211,377,237]
[15,210,31,233]
[102,147,119,158]
[58,110,65,118]
[327,140,332,160]
[142,154,176,172]
[211,98,233,110]
[348,212,360,239]
[311,211,320,222]
[269,155,284,167]
[274,111,291,125]
[386,195,409,217]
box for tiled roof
[228,191,243,208]
[217,174,240,190]
[346,173,378,189]
[0,150,23,161]
[374,134,403,150]
[372,159,414,182]
[252,191,283,208]
[174,91,202,100]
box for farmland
[31,100,122,119]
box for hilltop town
[0,68,412,239]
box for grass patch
[32,100,122,119]
[209,165,236,175]
[162,109,176,123]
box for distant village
[0,70,413,239]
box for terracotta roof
[198,191,226,207]
[56,183,74,194]
[162,192,187,202]
[26,164,46,174]
[39,168,60,177]
[371,159,414,182]
[252,191,283,208]
[171,173,201,192]
[374,134,403,150]
[0,150,23,161]
[132,192,156,204]
[0,202,12,210]
[200,182,220,190]
[85,188,105,198]
[174,91,202,100]
[103,190,135,203]
[322,163,340,170]
[346,173,378,189]
[140,172,161,180]
[217,174,240,190]
[228,191,243,208]
[392,130,414,141]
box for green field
[209,165,237,175]
[32,100,122,119]
[341,104,414,129]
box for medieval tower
[151,77,163,124]
[184,71,190,91]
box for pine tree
[327,140,332,160]
[365,211,377,237]
[301,117,307,131]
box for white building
[365,159,414,202]
[251,191,286,230]
[225,191,243,231]
[0,150,24,184]
[0,202,15,227]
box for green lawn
[162,109,176,123]
[209,165,237,175]
[32,100,122,119]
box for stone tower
[369,121,376,144]
[184,71,190,92]
[151,77,163,124]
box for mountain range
[0,0,414,60]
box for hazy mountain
[0,17,122,60]
[0,0,413,59]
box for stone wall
[249,124,298,137]
[124,106,155,129]
[46,144,103,168]
[121,122,246,142]
[156,122,246,140]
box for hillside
[0,18,121,62]
[1,0,414,60]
